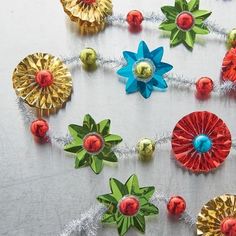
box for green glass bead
[227,29,236,49]
[80,48,97,66]
[134,61,153,80]
[136,138,155,161]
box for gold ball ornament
[134,61,153,80]
[80,48,97,66]
[136,138,156,161]
[227,28,236,49]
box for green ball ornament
[136,138,156,161]
[227,29,236,49]
[134,61,153,80]
[80,48,97,66]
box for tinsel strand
[204,20,228,38]
[59,205,107,236]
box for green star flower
[97,174,159,236]
[159,0,212,49]
[64,114,122,174]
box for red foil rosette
[172,111,232,173]
[222,48,236,82]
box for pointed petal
[125,174,140,194]
[140,203,159,216]
[133,214,146,233]
[75,149,89,169]
[97,193,118,205]
[102,213,116,224]
[156,62,173,75]
[192,25,210,35]
[117,217,131,236]
[97,119,110,136]
[139,82,153,99]
[137,41,150,58]
[126,77,139,94]
[188,0,199,12]
[140,186,155,200]
[152,76,168,89]
[170,28,185,47]
[83,114,97,132]
[68,124,86,140]
[99,149,118,163]
[160,6,179,20]
[90,156,103,174]
[117,65,133,77]
[123,51,137,63]
[151,47,164,63]
[192,10,212,20]
[175,0,188,11]
[64,143,83,153]
[159,20,177,32]
[185,31,196,48]
[109,178,128,200]
[104,134,123,146]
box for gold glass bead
[80,48,97,66]
[227,28,236,49]
[136,138,156,161]
[134,61,153,80]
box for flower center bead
[82,0,96,4]
[134,61,153,81]
[83,133,104,154]
[193,134,212,153]
[176,12,194,31]
[35,70,53,88]
[119,196,140,216]
[220,218,236,236]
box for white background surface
[0,0,236,235]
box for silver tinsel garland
[60,192,195,236]
[59,205,107,236]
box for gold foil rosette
[12,53,72,112]
[60,0,113,34]
[197,194,236,235]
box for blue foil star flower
[117,41,173,99]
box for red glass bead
[83,134,103,153]
[167,196,186,215]
[119,196,140,216]
[126,10,144,27]
[176,12,194,31]
[30,119,49,138]
[221,218,236,236]
[196,77,214,95]
[82,0,96,4]
[222,48,236,82]
[35,70,53,88]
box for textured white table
[0,0,236,235]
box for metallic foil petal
[197,194,236,236]
[172,111,232,173]
[77,19,105,35]
[12,53,72,110]
[61,0,112,23]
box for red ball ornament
[196,77,214,95]
[30,119,49,138]
[119,196,140,216]
[167,196,186,215]
[176,12,194,31]
[126,10,144,27]
[82,0,96,4]
[83,134,104,153]
[35,70,53,88]
[221,218,236,236]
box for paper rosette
[197,194,236,235]
[171,111,232,173]
[222,48,236,82]
[61,0,112,34]
[12,53,72,110]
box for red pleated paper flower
[172,111,232,173]
[222,48,236,82]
